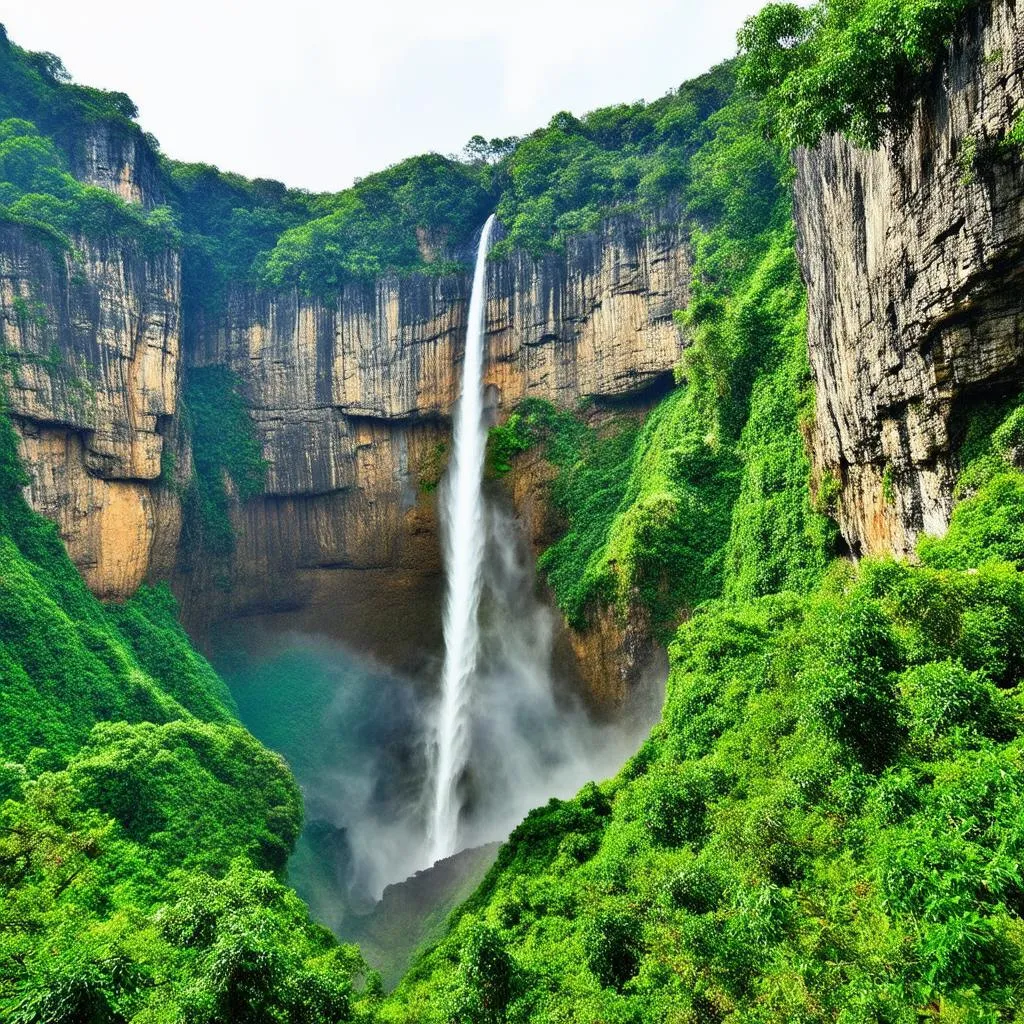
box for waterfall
[428,214,497,864]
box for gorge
[1,0,1024,1020]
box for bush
[583,912,642,990]
[899,660,1001,742]
[738,0,978,148]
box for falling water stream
[428,214,497,864]
[212,216,665,979]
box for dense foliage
[258,154,492,294]
[383,400,1024,1024]
[0,26,140,155]
[0,399,380,1020]
[0,116,175,253]
[490,64,734,257]
[492,85,833,635]
[165,161,318,311]
[737,0,978,147]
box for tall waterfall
[428,214,497,864]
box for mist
[209,497,664,939]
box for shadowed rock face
[795,0,1024,557]
[70,123,166,209]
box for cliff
[795,0,1024,557]
[70,122,166,209]
[173,212,688,678]
[0,221,183,599]
[1,140,687,693]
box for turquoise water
[208,625,432,927]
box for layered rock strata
[0,162,688,699]
[177,212,690,674]
[795,0,1024,556]
[0,222,182,598]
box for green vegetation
[165,160,318,312]
[0,26,141,152]
[491,64,734,257]
[919,395,1024,572]
[1004,110,1024,156]
[0,394,380,1019]
[0,116,175,253]
[492,85,833,633]
[738,0,978,148]
[182,366,268,556]
[384,401,1024,1023]
[490,400,644,627]
[259,154,492,295]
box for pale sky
[3,0,767,193]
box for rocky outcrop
[0,223,183,597]
[71,124,165,209]
[795,0,1024,557]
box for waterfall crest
[428,214,496,864]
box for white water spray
[428,214,497,863]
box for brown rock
[1,224,183,597]
[795,0,1024,556]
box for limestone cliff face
[795,0,1024,557]
[71,124,165,209]
[0,222,183,598]
[0,101,688,696]
[176,210,689,670]
[324,208,689,419]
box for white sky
[3,0,767,193]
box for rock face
[0,222,183,598]
[176,210,689,668]
[795,0,1024,557]
[0,104,691,699]
[71,123,165,209]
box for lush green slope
[0,404,381,1021]
[383,399,1024,1024]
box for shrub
[738,0,978,148]
[583,912,642,990]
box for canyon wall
[0,221,184,598]
[795,0,1024,557]
[0,143,687,693]
[177,211,688,679]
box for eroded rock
[795,0,1024,556]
